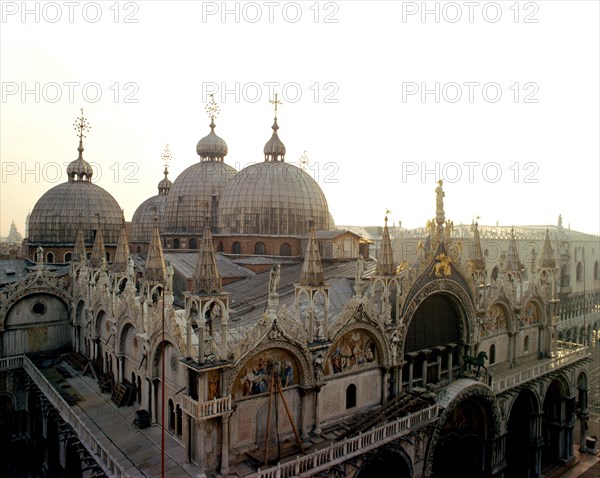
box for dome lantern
[196,94,228,161]
[66,108,94,182]
[158,144,172,195]
[263,93,286,162]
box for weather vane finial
[161,144,172,169]
[205,94,220,124]
[73,108,90,143]
[270,92,283,119]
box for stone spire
[89,218,106,268]
[375,213,395,276]
[112,213,130,273]
[300,220,324,286]
[505,227,522,272]
[264,93,286,161]
[192,222,222,294]
[469,222,486,271]
[144,217,166,283]
[540,228,556,268]
[72,223,87,263]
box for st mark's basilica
[0,101,599,478]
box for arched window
[176,405,182,437]
[64,252,72,262]
[576,262,584,281]
[232,241,241,254]
[217,241,224,252]
[46,252,54,263]
[491,266,499,282]
[280,243,291,256]
[346,384,357,409]
[489,344,496,364]
[105,252,110,262]
[255,242,266,255]
[560,265,570,287]
[174,238,180,249]
[189,238,197,250]
[136,376,142,404]
[523,336,529,353]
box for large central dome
[217,117,334,236]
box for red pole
[161,287,165,478]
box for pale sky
[1,1,599,238]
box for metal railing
[248,404,439,478]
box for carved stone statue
[35,246,44,264]
[269,264,280,296]
[166,260,174,292]
[355,254,365,283]
[127,256,135,280]
[314,354,324,382]
[435,179,445,215]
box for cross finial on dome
[161,144,171,168]
[270,92,282,119]
[73,108,91,157]
[299,150,309,170]
[205,94,220,128]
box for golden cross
[161,144,172,168]
[73,108,90,142]
[205,94,220,122]
[270,93,282,118]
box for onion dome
[263,117,286,161]
[197,119,228,160]
[218,114,334,236]
[158,166,172,195]
[28,110,123,246]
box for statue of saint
[166,260,174,292]
[435,179,445,215]
[355,254,365,283]
[36,246,44,264]
[269,264,280,296]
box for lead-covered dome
[29,113,122,245]
[131,166,171,242]
[217,117,334,236]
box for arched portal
[403,292,465,390]
[506,390,540,478]
[542,379,575,470]
[356,445,413,478]
[431,396,490,478]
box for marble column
[220,413,231,475]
